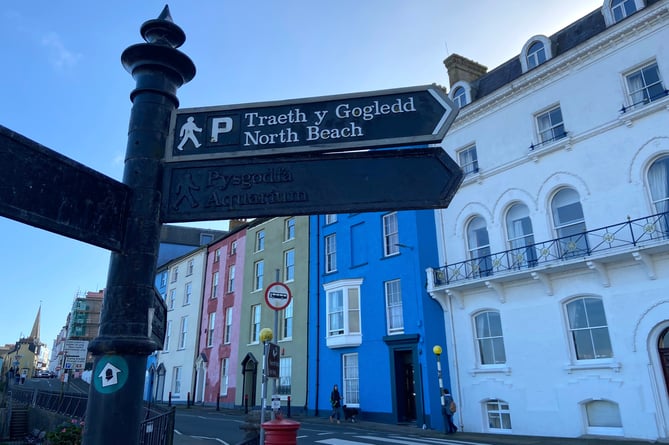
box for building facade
[308,211,449,430]
[428,0,669,440]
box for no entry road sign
[265,282,292,311]
[166,85,458,161]
[161,147,463,222]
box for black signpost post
[0,7,463,445]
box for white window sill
[564,361,621,373]
[469,365,511,376]
[327,333,362,349]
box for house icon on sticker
[98,362,122,387]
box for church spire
[29,304,41,340]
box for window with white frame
[184,282,192,305]
[186,259,194,276]
[278,357,292,394]
[536,105,566,145]
[284,249,295,282]
[383,212,399,257]
[486,399,512,430]
[565,297,613,360]
[526,40,546,70]
[250,304,261,343]
[325,214,337,224]
[164,320,172,351]
[467,216,492,277]
[171,266,178,283]
[224,307,233,344]
[212,271,219,298]
[625,62,665,108]
[611,0,640,23]
[451,86,467,108]
[458,145,479,176]
[207,312,215,347]
[325,234,337,273]
[474,311,507,365]
[173,366,182,395]
[230,240,237,255]
[648,155,669,215]
[214,248,221,263]
[220,358,229,396]
[551,188,587,258]
[285,217,295,241]
[325,279,362,348]
[178,316,188,349]
[585,400,622,430]
[255,230,265,252]
[227,265,235,292]
[343,353,360,406]
[505,203,537,268]
[160,271,167,287]
[254,260,264,291]
[168,289,176,310]
[280,300,293,340]
[385,279,404,334]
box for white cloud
[41,32,81,70]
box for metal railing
[432,211,669,286]
[8,385,175,444]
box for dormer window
[520,35,552,73]
[452,86,467,108]
[449,81,472,108]
[603,0,644,26]
[526,42,546,70]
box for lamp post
[433,345,447,433]
[259,328,273,445]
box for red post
[262,418,300,445]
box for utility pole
[82,7,195,444]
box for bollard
[216,395,220,411]
[287,395,291,418]
[262,418,300,445]
[168,392,172,407]
[245,394,249,414]
[187,391,191,408]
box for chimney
[443,54,488,89]
[228,218,249,230]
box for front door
[395,350,417,423]
[660,328,669,395]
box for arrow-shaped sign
[0,125,129,251]
[167,85,458,161]
[161,147,464,222]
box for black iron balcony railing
[432,211,669,286]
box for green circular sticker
[94,356,129,394]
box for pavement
[172,404,662,445]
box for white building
[155,247,207,404]
[428,0,669,440]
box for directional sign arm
[0,125,129,251]
[161,147,464,222]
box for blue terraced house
[307,210,451,431]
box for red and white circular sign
[264,282,292,310]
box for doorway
[660,328,669,395]
[241,353,258,408]
[395,350,417,423]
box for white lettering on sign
[306,122,363,142]
[210,117,234,142]
[245,108,307,127]
[335,97,416,120]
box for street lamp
[433,345,447,433]
[259,328,274,445]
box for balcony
[431,211,669,288]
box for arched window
[466,216,492,277]
[451,86,467,108]
[611,0,639,22]
[648,155,669,215]
[565,297,613,360]
[505,204,536,268]
[474,311,506,365]
[486,399,512,430]
[551,188,587,258]
[526,41,546,70]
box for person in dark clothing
[442,388,458,434]
[329,384,342,424]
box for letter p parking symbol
[211,116,234,143]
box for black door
[395,350,417,423]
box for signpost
[166,85,457,161]
[63,340,89,371]
[1,7,463,445]
[162,147,463,222]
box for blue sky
[0,1,602,351]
